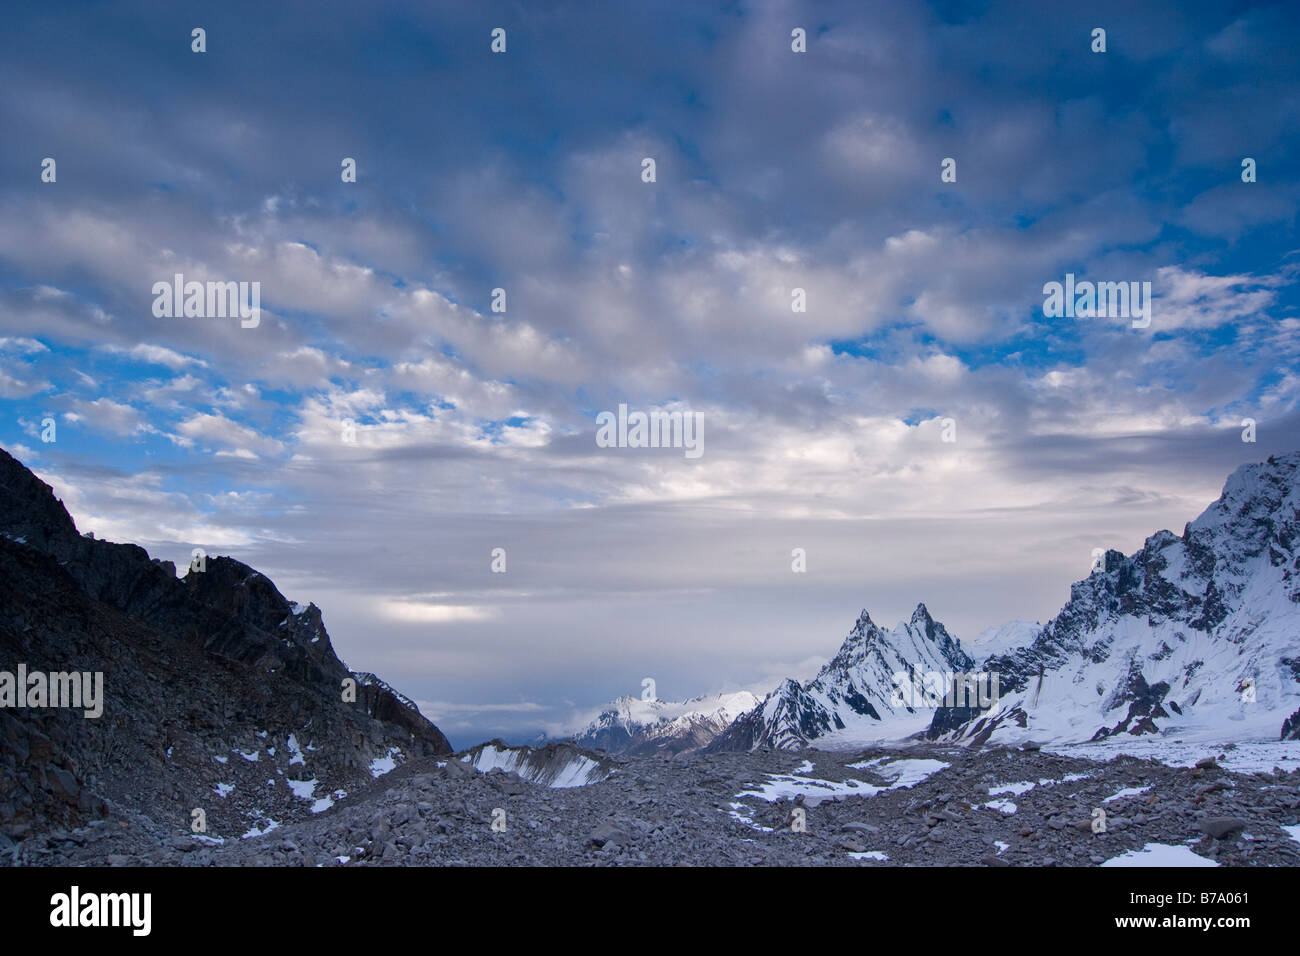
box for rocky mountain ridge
[711,603,976,751]
[931,451,1300,746]
[717,452,1300,751]
[570,690,761,756]
[0,446,451,842]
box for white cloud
[1150,266,1282,331]
[175,412,284,458]
[379,601,502,624]
[63,397,143,436]
[102,343,208,370]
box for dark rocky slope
[0,447,450,843]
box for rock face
[931,452,1300,745]
[570,691,761,756]
[712,604,976,751]
[459,740,618,788]
[0,446,450,842]
[711,452,1300,751]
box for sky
[1,0,1298,749]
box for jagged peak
[1144,528,1180,550]
[773,677,803,696]
[353,670,421,715]
[1192,451,1298,533]
[0,446,81,548]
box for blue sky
[1,0,1298,747]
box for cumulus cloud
[101,343,209,371]
[175,412,284,458]
[0,0,1296,745]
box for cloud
[63,397,144,436]
[379,601,503,624]
[0,337,48,355]
[0,0,1296,745]
[0,368,51,400]
[175,412,284,458]
[1150,266,1285,332]
[102,343,209,371]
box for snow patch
[1100,843,1218,867]
[1104,786,1152,803]
[312,790,345,814]
[738,757,947,806]
[286,778,317,800]
[989,781,1036,796]
[240,819,281,840]
[848,850,889,861]
[370,747,401,778]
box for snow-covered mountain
[931,451,1300,746]
[570,690,761,756]
[711,452,1300,752]
[969,619,1041,659]
[459,739,618,788]
[711,604,975,751]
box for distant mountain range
[710,452,1300,751]
[569,691,760,756]
[711,604,973,751]
[6,442,1297,847]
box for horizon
[4,433,1292,751]
[2,1,1298,750]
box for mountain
[969,619,1041,659]
[0,446,451,842]
[930,451,1300,746]
[711,604,975,751]
[712,451,1300,752]
[459,739,618,787]
[570,690,761,756]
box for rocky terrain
[5,443,1300,868]
[7,741,1300,867]
[0,447,451,845]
